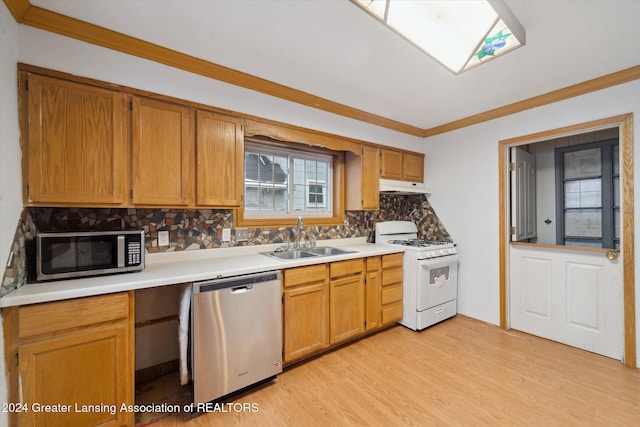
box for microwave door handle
[117,235,125,267]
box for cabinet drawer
[330,259,363,278]
[284,264,327,288]
[382,253,403,269]
[381,284,402,305]
[382,267,403,286]
[382,303,403,324]
[366,256,381,272]
[19,293,130,339]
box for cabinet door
[196,111,244,207]
[381,149,403,180]
[19,323,132,427]
[365,256,382,331]
[330,274,365,344]
[361,146,381,209]
[402,152,424,182]
[132,96,194,205]
[283,282,329,363]
[26,74,127,205]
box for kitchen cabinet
[402,152,424,182]
[22,73,128,206]
[329,259,365,344]
[381,149,403,180]
[365,256,382,331]
[381,149,425,182]
[196,110,244,207]
[2,292,134,427]
[345,145,381,210]
[283,264,329,363]
[21,67,425,209]
[131,96,195,206]
[282,254,401,364]
[381,253,404,325]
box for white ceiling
[31,0,640,132]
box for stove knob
[439,249,447,256]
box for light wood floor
[140,316,640,426]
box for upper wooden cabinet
[402,152,424,182]
[381,149,424,182]
[381,149,403,180]
[196,111,244,207]
[23,73,128,206]
[20,67,424,209]
[345,145,381,210]
[131,96,194,206]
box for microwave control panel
[127,241,142,266]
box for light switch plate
[158,230,169,247]
[222,228,231,242]
[236,228,248,241]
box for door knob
[606,251,619,260]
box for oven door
[416,255,459,311]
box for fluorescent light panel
[351,0,525,74]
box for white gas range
[375,221,459,331]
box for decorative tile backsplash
[1,194,451,295]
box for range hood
[379,179,430,195]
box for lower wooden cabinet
[2,292,134,427]
[365,256,382,331]
[382,253,404,325]
[282,254,402,365]
[283,264,329,364]
[329,259,365,344]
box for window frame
[235,138,345,227]
[555,138,619,249]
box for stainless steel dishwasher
[191,271,282,404]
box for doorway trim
[498,114,635,367]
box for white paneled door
[510,244,622,359]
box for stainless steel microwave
[37,230,145,281]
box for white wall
[423,81,640,367]
[0,3,21,281]
[0,3,21,425]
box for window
[555,139,619,249]
[244,141,332,218]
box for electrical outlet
[236,228,248,241]
[222,228,231,242]
[158,230,169,247]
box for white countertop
[0,238,404,308]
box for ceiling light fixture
[350,0,525,74]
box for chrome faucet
[296,216,303,249]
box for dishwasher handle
[230,284,253,293]
[193,271,280,294]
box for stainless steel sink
[304,247,355,256]
[261,250,319,260]
[261,247,357,261]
